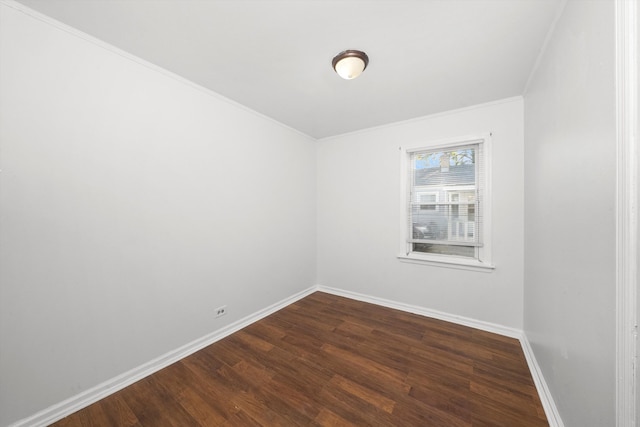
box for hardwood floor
[52,292,548,426]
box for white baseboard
[519,334,565,427]
[11,285,564,427]
[9,286,317,427]
[316,285,564,427]
[317,285,522,338]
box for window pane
[412,243,475,257]
[413,148,476,186]
[409,143,481,259]
[418,192,437,210]
[411,203,476,242]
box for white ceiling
[16,0,562,139]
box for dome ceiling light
[332,49,369,80]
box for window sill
[397,253,495,272]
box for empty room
[0,0,638,426]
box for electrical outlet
[215,305,227,318]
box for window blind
[407,142,484,257]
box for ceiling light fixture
[332,49,369,80]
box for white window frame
[398,133,494,271]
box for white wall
[317,98,524,329]
[0,4,316,425]
[637,2,640,421]
[523,1,616,426]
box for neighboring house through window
[399,134,493,270]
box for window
[399,135,493,270]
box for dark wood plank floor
[52,292,548,426]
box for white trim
[404,136,486,153]
[520,334,566,427]
[10,284,565,427]
[615,1,639,426]
[397,253,494,272]
[317,286,520,338]
[317,97,523,142]
[8,286,317,427]
[523,0,568,95]
[317,285,564,427]
[0,0,315,143]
